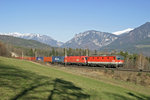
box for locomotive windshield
[116,56,124,60]
[85,57,88,61]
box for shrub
[137,72,142,76]
[104,69,108,73]
[111,69,114,74]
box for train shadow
[0,64,90,100]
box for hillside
[101,22,150,56]
[0,56,150,100]
[0,35,52,49]
[62,30,118,50]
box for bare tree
[0,41,9,56]
[136,53,148,70]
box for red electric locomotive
[87,55,124,67]
[64,56,87,65]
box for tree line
[118,51,150,70]
[1,41,150,70]
[20,48,90,57]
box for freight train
[16,55,124,67]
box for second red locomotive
[87,55,124,67]
[64,55,124,67]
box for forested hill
[0,35,52,49]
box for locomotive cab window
[117,58,120,60]
[116,56,124,60]
[85,57,88,61]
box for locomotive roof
[89,55,124,57]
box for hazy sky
[0,0,150,42]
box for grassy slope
[0,57,150,100]
[51,66,150,95]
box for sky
[0,0,150,42]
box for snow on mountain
[0,32,46,39]
[112,28,134,35]
[0,32,64,47]
[61,30,118,50]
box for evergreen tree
[87,49,90,56]
[75,48,79,56]
[94,50,97,55]
[64,48,67,56]
[63,48,65,56]
[49,50,52,56]
[119,51,128,59]
[79,48,82,56]
[52,48,55,56]
[28,48,34,57]
[68,48,72,56]
[55,50,58,56]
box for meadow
[0,56,150,100]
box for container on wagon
[44,57,52,62]
[23,57,29,60]
[28,57,36,61]
[36,57,44,61]
[16,57,23,59]
[52,56,64,63]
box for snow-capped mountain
[112,28,134,35]
[101,22,150,56]
[0,32,64,47]
[61,30,118,50]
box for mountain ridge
[0,32,64,47]
[101,22,150,56]
[61,30,118,50]
[0,22,150,55]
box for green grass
[0,57,150,100]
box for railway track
[53,63,150,73]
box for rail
[54,64,150,73]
